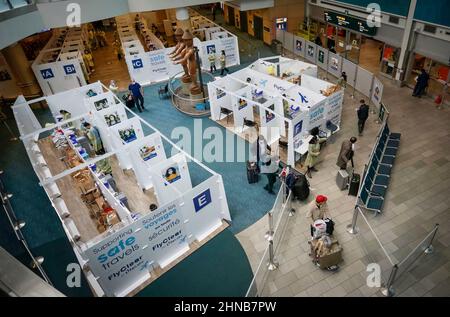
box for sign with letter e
[193,189,212,212]
[40,68,54,79]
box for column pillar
[176,7,191,33]
[395,0,417,83]
[2,43,41,96]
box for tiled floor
[236,49,450,297]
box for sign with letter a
[40,68,54,79]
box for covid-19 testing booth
[31,26,90,95]
[116,10,240,86]
[207,56,344,167]
[12,81,231,297]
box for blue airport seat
[360,187,383,213]
[364,177,387,197]
[376,149,395,165]
[368,165,390,186]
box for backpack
[324,218,335,235]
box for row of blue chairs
[360,123,401,214]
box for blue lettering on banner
[259,79,268,87]
[40,68,54,79]
[294,120,303,137]
[132,58,143,69]
[310,106,324,120]
[298,92,309,104]
[193,188,212,212]
[63,64,76,75]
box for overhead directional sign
[324,11,377,36]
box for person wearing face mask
[337,137,357,170]
[128,79,145,113]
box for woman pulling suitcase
[306,195,342,271]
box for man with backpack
[356,99,369,136]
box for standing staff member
[208,50,217,73]
[219,50,230,76]
[128,79,145,113]
[304,133,327,178]
[83,122,105,155]
[412,69,430,98]
[356,99,369,136]
[336,137,357,170]
[261,154,280,195]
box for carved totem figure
[173,30,201,95]
[169,28,191,83]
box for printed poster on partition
[138,200,189,268]
[326,90,344,126]
[83,224,151,297]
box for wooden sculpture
[173,30,201,95]
[169,28,191,83]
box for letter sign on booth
[63,64,76,75]
[294,121,303,137]
[193,189,212,212]
[132,59,143,69]
[40,68,54,79]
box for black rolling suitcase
[246,161,259,184]
[293,173,310,201]
[348,173,360,196]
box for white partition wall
[342,59,358,87]
[327,52,342,78]
[355,66,374,98]
[283,32,294,52]
[316,47,329,70]
[108,117,145,170]
[150,153,192,206]
[46,89,88,118]
[293,36,306,58]
[259,97,283,145]
[371,77,384,109]
[128,133,167,190]
[83,222,150,297]
[326,90,344,126]
[232,86,254,132]
[12,81,232,298]
[180,174,228,242]
[305,41,317,64]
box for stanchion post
[346,206,360,234]
[381,265,398,297]
[425,224,439,254]
[265,211,274,240]
[267,240,278,271]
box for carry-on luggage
[336,169,349,190]
[292,173,310,201]
[246,161,259,184]
[309,236,343,270]
[348,173,360,196]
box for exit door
[253,15,263,41]
[240,11,248,33]
[227,6,235,26]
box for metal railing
[0,170,52,285]
[246,181,294,296]
[348,206,440,297]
